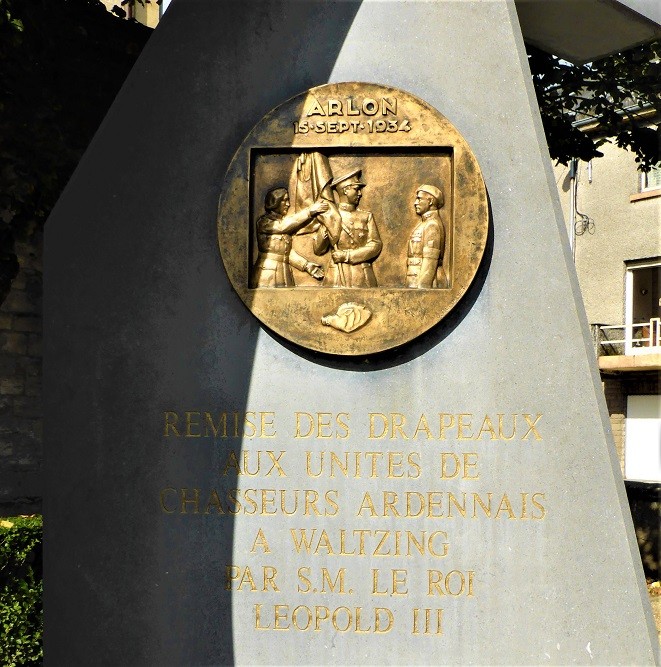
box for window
[624,259,661,353]
[625,395,661,482]
[640,165,661,192]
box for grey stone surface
[44,0,659,664]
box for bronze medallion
[217,82,488,355]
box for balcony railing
[595,318,661,356]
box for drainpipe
[568,158,577,263]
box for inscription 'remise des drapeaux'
[159,408,548,636]
[163,410,543,441]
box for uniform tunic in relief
[406,209,447,288]
[313,203,382,287]
[252,209,317,288]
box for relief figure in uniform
[313,168,382,287]
[407,184,447,288]
[251,187,327,288]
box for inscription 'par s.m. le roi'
[217,82,489,355]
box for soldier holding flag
[313,168,382,288]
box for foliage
[0,515,43,666]
[0,0,151,303]
[0,4,659,304]
[528,40,661,169]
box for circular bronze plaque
[217,82,488,355]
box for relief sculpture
[218,81,489,355]
[313,168,382,288]
[251,188,326,288]
[406,184,448,289]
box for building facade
[555,139,660,576]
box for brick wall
[0,234,42,516]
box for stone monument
[44,0,659,664]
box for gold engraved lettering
[357,492,378,517]
[370,569,408,595]
[393,569,408,595]
[244,412,257,438]
[498,413,516,440]
[306,98,326,117]
[305,451,323,478]
[255,604,393,633]
[204,489,225,514]
[438,413,455,440]
[295,412,349,439]
[362,98,378,115]
[383,491,400,517]
[327,99,343,116]
[163,411,277,439]
[322,568,348,594]
[371,568,387,595]
[440,452,480,480]
[290,528,448,558]
[408,452,422,479]
[532,492,547,519]
[366,452,383,477]
[292,606,312,631]
[163,411,180,436]
[263,566,279,591]
[260,412,276,438]
[250,528,271,554]
[427,570,474,597]
[522,413,543,440]
[412,608,443,635]
[381,97,397,115]
[412,414,433,439]
[220,450,286,477]
[355,490,544,520]
[180,488,200,514]
[457,413,473,439]
[185,411,201,437]
[375,608,394,633]
[274,604,290,630]
[160,487,176,513]
[317,413,333,438]
[204,412,227,437]
[368,413,387,439]
[362,411,542,440]
[495,493,516,519]
[305,450,418,479]
[347,98,360,115]
[428,532,449,557]
[297,567,312,593]
[388,452,404,478]
[304,489,321,516]
[296,567,349,594]
[476,415,497,439]
[260,489,277,515]
[254,603,268,630]
[390,413,408,439]
[266,451,286,477]
[226,565,257,592]
[337,413,350,439]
